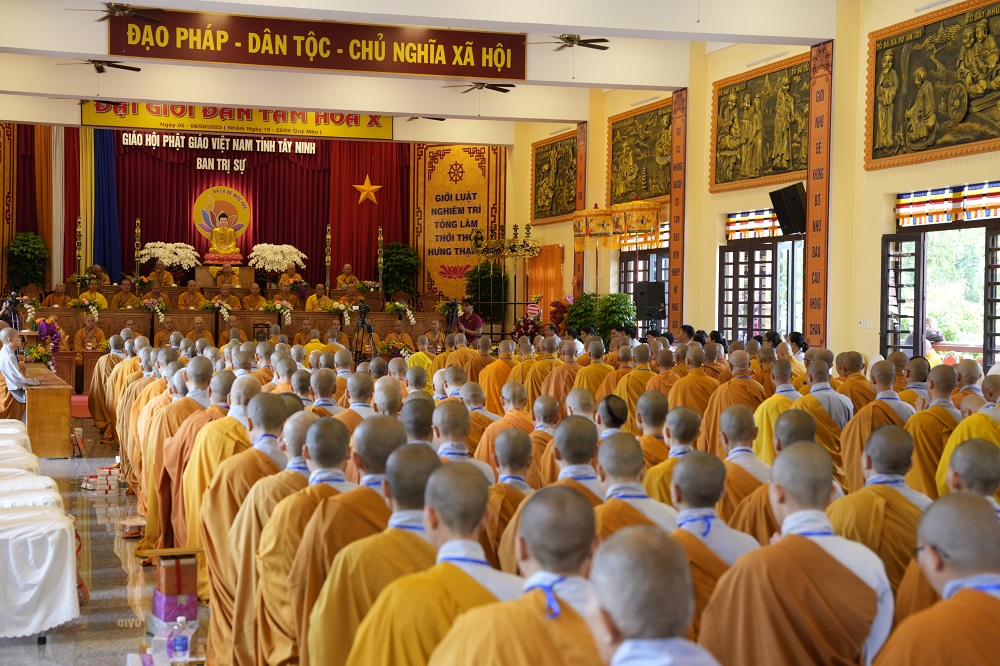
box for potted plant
[597,293,637,344]
[381,242,421,300]
[6,232,50,291]
[464,261,508,324]
[565,292,599,333]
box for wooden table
[82,350,106,394]
[24,364,73,458]
[51,350,76,389]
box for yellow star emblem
[352,175,382,205]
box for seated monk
[837,351,876,413]
[110,279,141,309]
[700,443,893,666]
[304,283,332,312]
[645,347,679,397]
[696,351,766,456]
[715,405,770,522]
[668,346,720,417]
[177,280,205,310]
[215,263,240,288]
[346,464,523,666]
[148,260,175,287]
[277,262,303,287]
[335,262,359,289]
[474,430,531,568]
[951,359,984,410]
[595,433,679,537]
[591,526,720,665]
[339,283,363,307]
[383,319,416,352]
[828,425,932,593]
[670,452,760,638]
[635,391,670,469]
[242,282,268,310]
[643,407,701,506]
[41,281,71,307]
[493,428,535,496]
[430,487,603,666]
[874,494,1000,665]
[753,359,799,464]
[276,282,301,310]
[89,263,111,285]
[208,284,241,310]
[904,365,962,498]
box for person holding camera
[457,300,483,344]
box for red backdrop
[112,133,409,285]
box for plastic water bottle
[171,616,190,662]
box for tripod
[351,314,377,364]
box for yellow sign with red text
[82,101,392,139]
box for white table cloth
[0,488,63,510]
[0,476,57,493]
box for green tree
[465,261,508,324]
[925,227,984,343]
[597,293,637,344]
[6,232,50,291]
[380,242,421,299]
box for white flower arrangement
[248,244,308,274]
[89,305,100,322]
[386,301,417,326]
[277,300,293,326]
[17,297,36,328]
[139,242,202,270]
[322,302,352,328]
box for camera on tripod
[357,301,373,332]
[445,298,460,331]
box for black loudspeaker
[769,182,807,235]
[635,282,666,320]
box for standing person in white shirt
[0,327,39,421]
[596,433,678,533]
[699,443,893,666]
[592,527,720,666]
[671,452,760,565]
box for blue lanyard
[867,479,904,486]
[499,475,526,485]
[679,515,715,537]
[524,576,567,619]
[254,434,278,446]
[610,492,649,500]
[881,396,901,402]
[812,387,834,393]
[392,524,425,533]
[792,530,834,537]
[970,584,1000,592]
[440,556,491,567]
[567,474,597,481]
[728,447,754,457]
[668,449,691,458]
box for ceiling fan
[407,117,446,121]
[442,82,515,94]
[56,59,142,73]
[65,2,165,23]
[529,34,610,51]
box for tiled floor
[0,417,207,664]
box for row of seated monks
[83,322,1000,665]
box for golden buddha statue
[210,215,239,255]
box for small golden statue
[210,214,239,255]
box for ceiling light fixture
[746,50,789,68]
[630,95,661,107]
[913,0,954,12]
[549,126,573,136]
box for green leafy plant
[565,292,598,333]
[6,232,49,291]
[597,293,637,343]
[465,261,508,324]
[380,242,421,298]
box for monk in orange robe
[332,373,374,436]
[524,336,562,407]
[752,346,777,397]
[886,350,910,392]
[430,486,602,666]
[701,342,731,383]
[462,336,495,383]
[133,374,175,514]
[795,348,841,395]
[636,391,670,469]
[88,339,124,435]
[645,347,679,397]
[668,346,720,418]
[124,352,173,487]
[700,443,892,666]
[506,339,537,388]
[612,344,657,435]
[595,345,633,403]
[696,351,766,456]
[477,340,517,415]
[840,362,908,493]
[905,365,961,497]
[427,334,456,382]
[252,341,276,385]
[828,426,932,593]
[529,395,560,488]
[200,392,287,666]
[950,358,983,409]
[714,405,769,522]
[306,445,441,666]
[287,417,406,664]
[478,434,529,568]
[539,341,579,419]
[347,464,523,666]
[573,339,614,398]
[875,494,1000,665]
[836,351,876,413]
[228,411,316,666]
[460,382,495,454]
[475,381,534,475]
[898,357,931,408]
[115,349,158,484]
[790,348,817,393]
[444,332,477,368]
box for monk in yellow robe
[791,348,817,393]
[636,391,670,469]
[105,343,144,422]
[347,464,524,666]
[950,358,983,410]
[572,339,614,397]
[227,412,315,666]
[729,411,816,544]
[427,334,456,381]
[445,332,477,368]
[840,362,908,493]
[406,335,435,384]
[478,340,518,414]
[255,418,356,666]
[539,341,580,420]
[791,359,852,489]
[645,347,679,397]
[700,444,891,666]
[430,486,602,666]
[507,340,538,388]
[134,377,175,514]
[828,426,932,593]
[124,356,171,488]
[115,349,158,483]
[696,351,766,456]
[461,336,494,382]
[752,359,797,464]
[184,376,262,600]
[643,407,700,505]
[612,344,657,435]
[161,375,232,549]
[836,351,876,413]
[795,348,842,395]
[935,396,1000,497]
[287,417,405,664]
[668,347,720,418]
[595,345,633,403]
[479,470,528,569]
[874,494,1000,665]
[307,445,441,666]
[752,346,777,397]
[529,395,560,488]
[905,365,961,497]
[524,336,562,407]
[701,342,731,383]
[776,341,806,379]
[87,337,124,433]
[200,392,287,666]
[461,382,495,454]
[40,282,71,307]
[475,382,534,473]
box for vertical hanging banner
[573,121,588,297]
[668,89,688,333]
[805,41,834,348]
[410,145,506,299]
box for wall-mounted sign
[109,10,526,80]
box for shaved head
[720,404,757,444]
[501,382,527,409]
[443,365,467,388]
[406,366,427,391]
[598,433,644,479]
[918,493,1000,588]
[532,395,559,425]
[685,347,705,368]
[369,356,389,379]
[426,463,490,535]
[373,376,403,416]
[597,395,628,429]
[704,342,719,361]
[886,351,908,371]
[870,360,895,388]
[247,392,286,432]
[334,349,353,370]
[186,356,213,386]
[772,358,793,383]
[388,357,408,378]
[280,393,304,417]
[592,527,693,639]
[386,445,442,510]
[291,369,311,395]
[657,348,674,369]
[774,409,816,451]
[230,375,263,407]
[310,368,337,399]
[305,418,351,467]
[665,406,700,445]
[729,350,750,371]
[518,486,596,572]
[746,339,760,355]
[806,359,830,383]
[276,358,297,383]
[636,391,669,429]
[758,347,776,363]
[927,364,957,397]
[864,425,914,476]
[347,372,374,402]
[843,351,864,373]
[353,415,408,474]
[589,339,606,360]
[617,346,632,364]
[399,398,435,442]
[542,336,559,354]
[554,415,599,464]
[633,344,651,364]
[434,400,471,441]
[905,358,930,384]
[949,439,1000,495]
[771,442,833,507]
[566,388,595,418]
[672,451,726,507]
[209,370,236,404]
[495,429,532,470]
[282,411,318,458]
[956,359,981,386]
[459,382,486,407]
